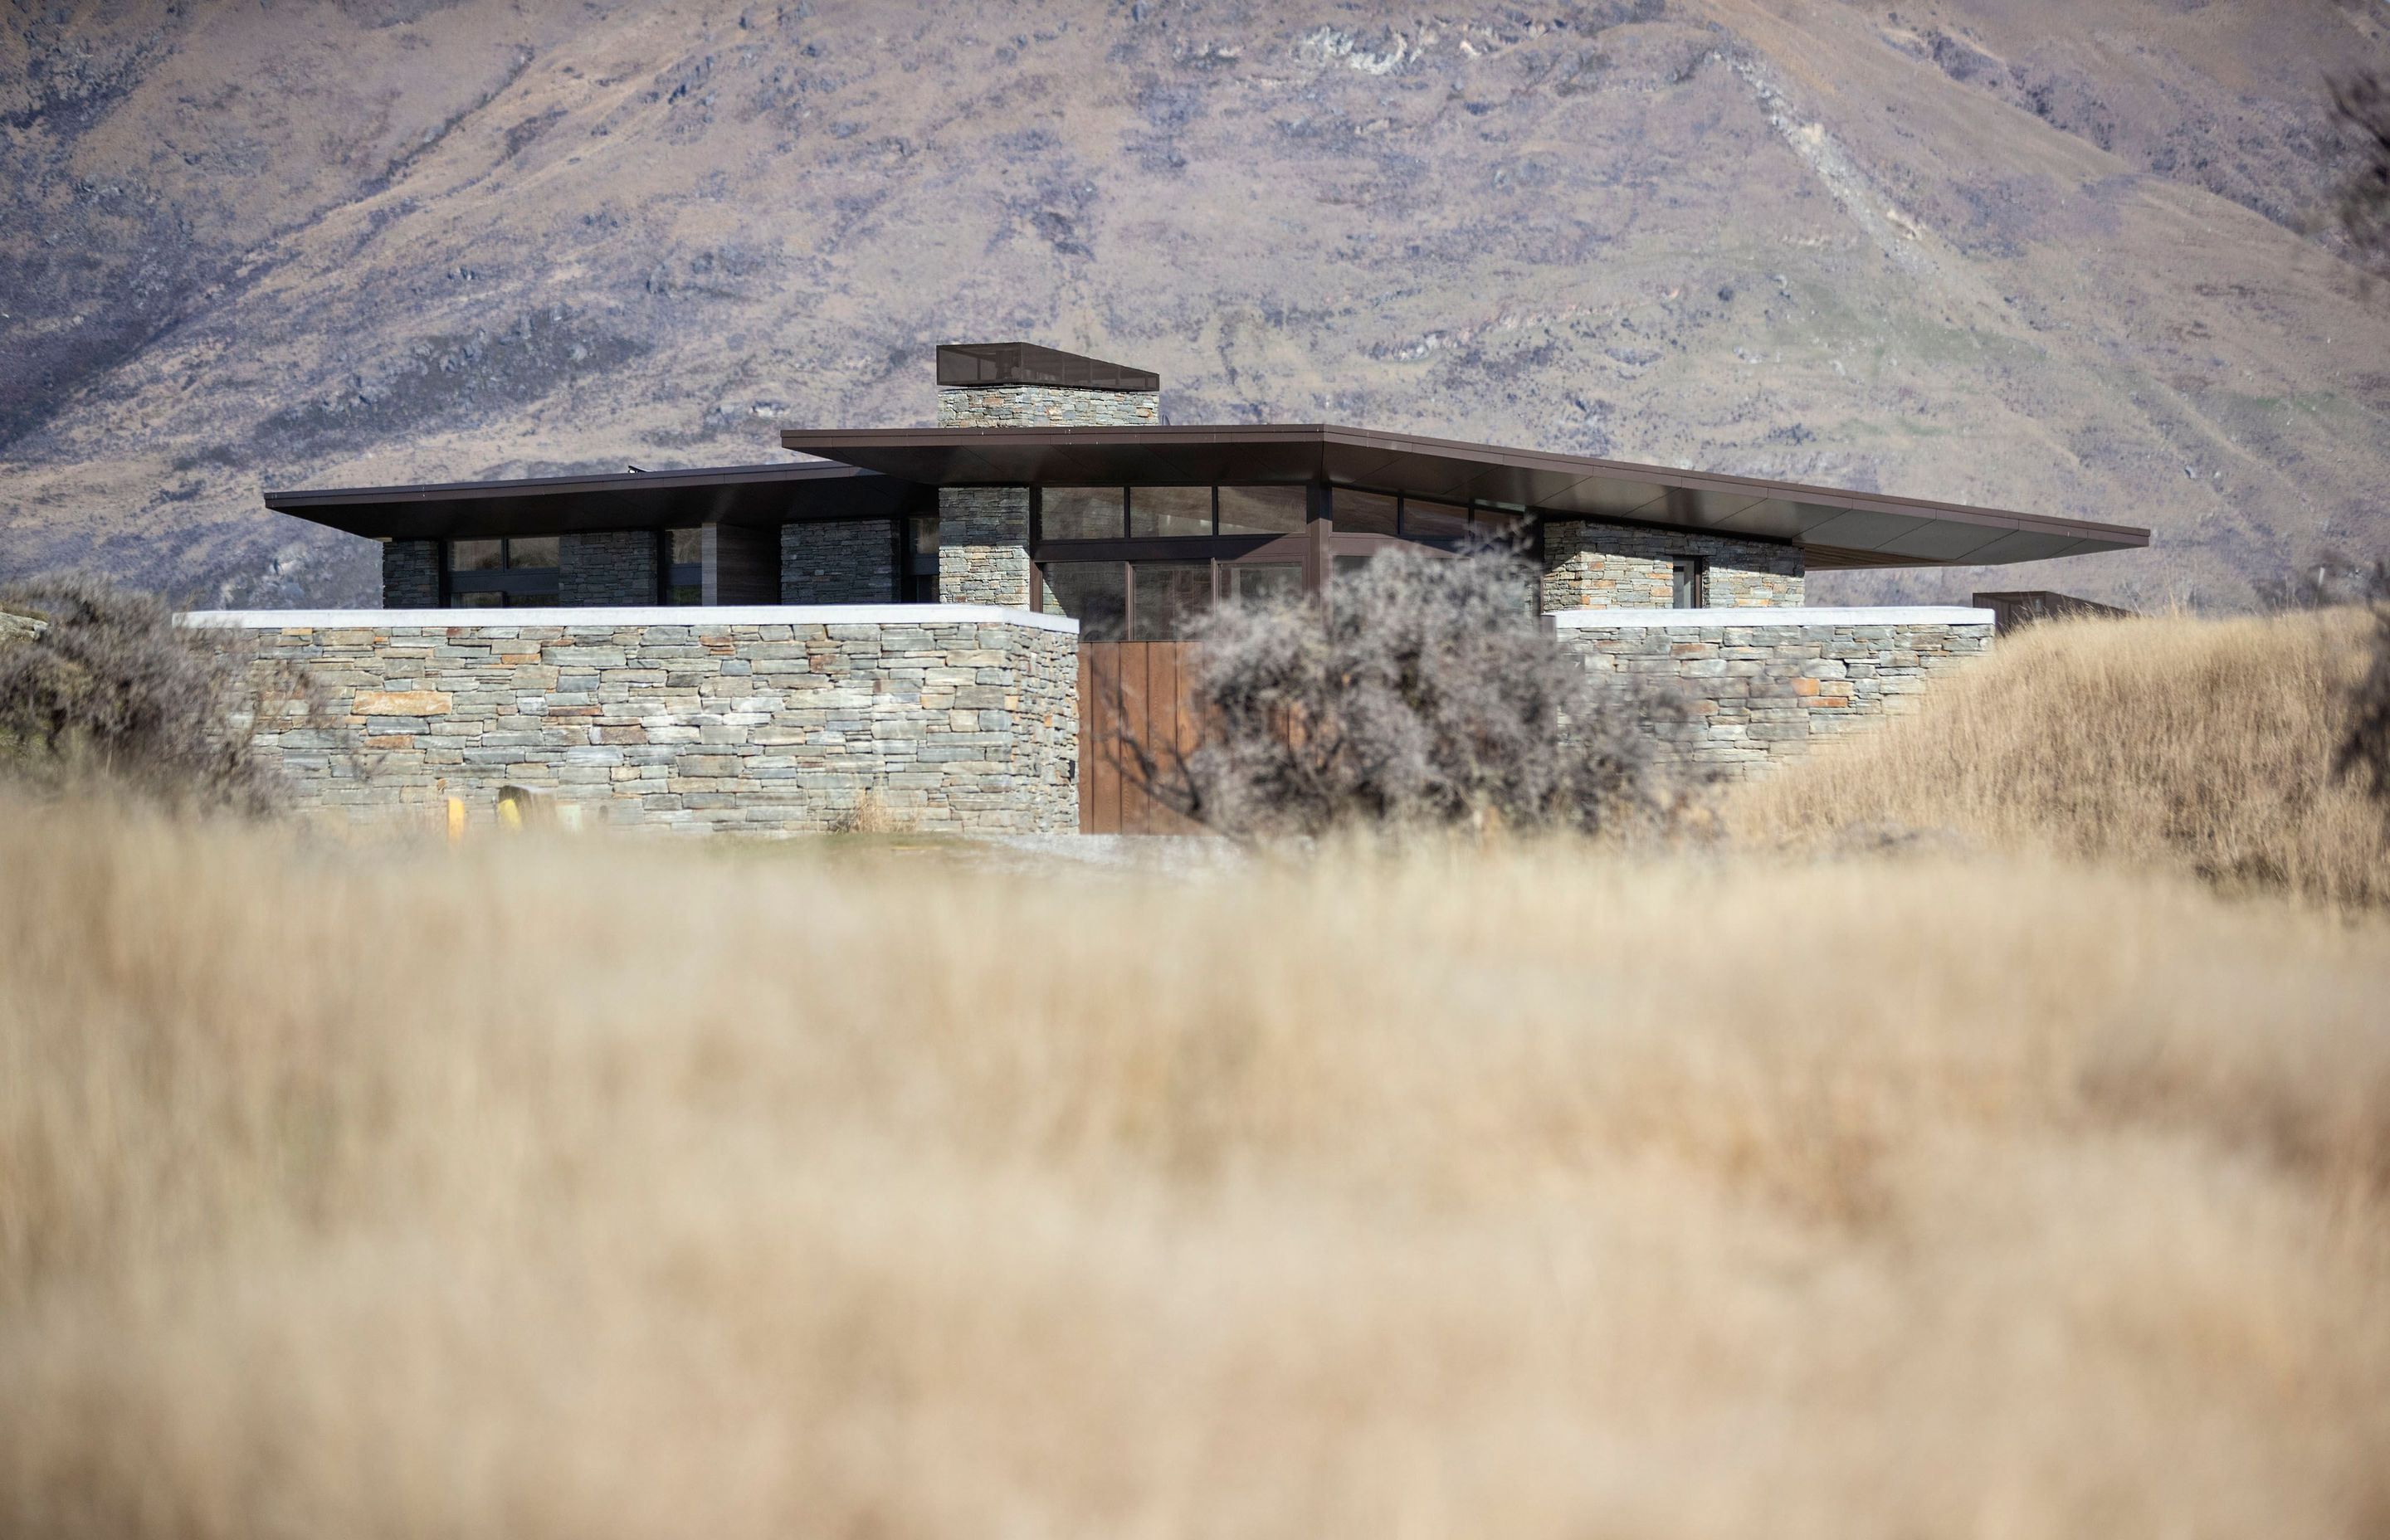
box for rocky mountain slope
[4,0,2387,609]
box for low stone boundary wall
[183,607,1080,834]
[1553,606,1994,777]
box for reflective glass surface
[1332,489,1398,535]
[1227,563,1304,603]
[1217,485,1307,535]
[1041,487,1125,542]
[1130,486,1212,539]
[670,528,704,564]
[508,535,560,570]
[449,539,504,573]
[1041,562,1128,641]
[1402,499,1469,544]
[1129,563,1212,641]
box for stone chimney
[934,342,1160,427]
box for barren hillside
[3,0,2387,608]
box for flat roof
[262,461,928,541]
[778,423,2148,569]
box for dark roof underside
[779,423,2149,569]
[262,462,928,542]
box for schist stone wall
[560,531,659,606]
[382,540,441,608]
[783,519,897,602]
[939,487,1034,607]
[1541,521,1806,609]
[1555,607,1992,777]
[936,384,1160,428]
[188,607,1080,835]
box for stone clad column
[382,539,441,608]
[937,488,1032,607]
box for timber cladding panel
[188,609,1080,835]
[1078,641,1203,836]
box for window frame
[444,536,562,607]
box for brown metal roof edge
[776,422,2151,548]
[263,459,871,509]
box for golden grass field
[2,609,2388,1538]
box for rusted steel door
[1078,641,1203,835]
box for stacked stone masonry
[1542,521,1805,610]
[560,530,660,607]
[382,540,441,608]
[783,519,897,603]
[937,385,1160,427]
[193,609,1080,835]
[1557,608,1991,777]
[938,487,1033,608]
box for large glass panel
[1332,489,1398,535]
[508,535,560,570]
[1041,487,1124,542]
[1130,563,1212,641]
[1130,485,1212,538]
[667,582,703,607]
[449,539,504,573]
[669,527,704,564]
[509,589,560,609]
[1332,553,1374,582]
[1402,498,1470,545]
[908,514,939,556]
[456,589,505,608]
[1041,561,1128,641]
[1217,485,1308,535]
[1472,506,1531,546]
[1227,563,1304,604]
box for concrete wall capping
[182,605,1080,633]
[1550,607,1996,628]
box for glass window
[1130,486,1212,539]
[1332,489,1398,535]
[908,514,939,556]
[1227,563,1304,604]
[510,588,559,609]
[1217,485,1308,535]
[508,535,560,570]
[1041,562,1128,641]
[1402,499,1470,545]
[1041,487,1124,542]
[449,539,504,573]
[456,589,505,608]
[667,583,703,606]
[1672,557,1708,609]
[1332,553,1374,582]
[1472,506,1531,544]
[669,527,704,564]
[1130,563,1212,641]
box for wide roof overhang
[778,423,2148,569]
[263,461,927,542]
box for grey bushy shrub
[1136,545,1672,840]
[0,577,313,811]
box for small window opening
[1671,556,1709,609]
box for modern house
[231,343,2147,834]
[270,342,2141,625]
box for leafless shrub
[2254,548,2389,611]
[829,785,907,835]
[0,576,324,813]
[1134,545,1675,840]
[2334,605,2390,812]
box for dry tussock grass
[3,800,2389,1537]
[1729,607,2390,906]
